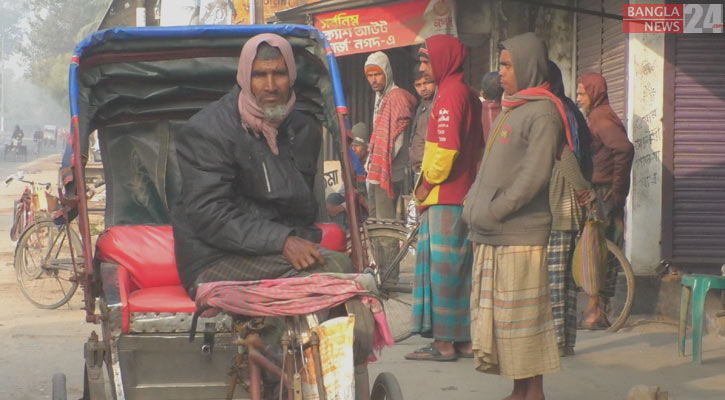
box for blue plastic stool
[679,274,725,364]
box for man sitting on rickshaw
[170,33,373,396]
[171,33,353,294]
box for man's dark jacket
[171,86,322,290]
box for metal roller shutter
[576,0,602,75]
[671,35,725,263]
[576,0,625,123]
[601,0,626,123]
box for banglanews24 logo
[623,3,723,33]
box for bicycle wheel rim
[603,240,635,332]
[15,220,81,309]
[362,221,416,343]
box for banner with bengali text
[314,0,457,57]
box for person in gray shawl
[463,32,563,400]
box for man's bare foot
[454,341,473,357]
[502,379,527,400]
[525,375,545,400]
[433,340,456,356]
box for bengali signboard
[314,0,457,57]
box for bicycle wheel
[14,219,82,309]
[370,372,403,400]
[603,240,635,332]
[363,220,416,342]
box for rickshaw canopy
[68,24,349,227]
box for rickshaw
[55,24,403,400]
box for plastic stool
[679,274,725,364]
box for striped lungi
[547,230,578,350]
[412,205,473,342]
[193,249,352,297]
[471,244,560,379]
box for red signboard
[314,0,457,57]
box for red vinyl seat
[95,223,348,333]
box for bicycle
[6,172,56,241]
[359,218,636,338]
[352,218,418,342]
[14,217,83,309]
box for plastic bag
[572,213,608,296]
[302,315,355,400]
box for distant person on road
[406,35,483,362]
[11,125,24,151]
[576,72,634,330]
[364,51,417,220]
[464,32,564,400]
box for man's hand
[415,184,431,202]
[357,193,369,213]
[576,189,594,207]
[282,236,326,271]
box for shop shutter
[576,0,626,123]
[671,35,725,263]
[601,0,626,123]
[576,0,602,76]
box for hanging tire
[370,372,403,400]
[52,373,67,400]
[603,240,635,333]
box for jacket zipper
[262,161,272,193]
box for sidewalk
[369,319,725,399]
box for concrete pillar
[625,1,666,275]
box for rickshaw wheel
[370,372,403,400]
[52,373,67,400]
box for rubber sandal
[404,344,457,362]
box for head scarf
[497,33,573,152]
[423,34,467,85]
[364,51,398,118]
[236,33,297,156]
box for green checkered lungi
[412,205,473,342]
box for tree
[18,0,109,107]
[0,0,24,55]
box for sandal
[404,344,457,362]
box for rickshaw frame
[64,24,381,400]
[67,24,366,326]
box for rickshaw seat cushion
[315,222,346,252]
[96,225,180,289]
[127,285,196,313]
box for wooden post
[252,0,265,24]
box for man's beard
[262,103,288,122]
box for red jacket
[416,35,483,209]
